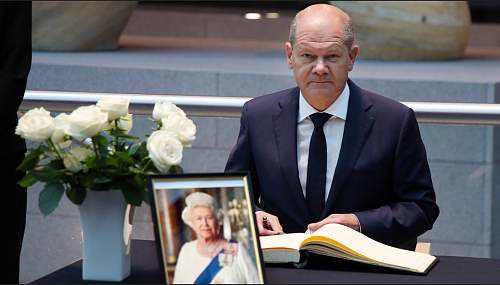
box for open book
[259,223,437,274]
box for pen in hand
[258,212,284,234]
[263,216,272,230]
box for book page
[259,233,306,251]
[303,224,437,273]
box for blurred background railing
[22,90,500,125]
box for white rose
[97,97,130,121]
[117,114,133,134]
[160,113,196,147]
[63,154,82,173]
[147,130,183,173]
[103,113,133,134]
[51,113,72,147]
[15,107,54,142]
[65,105,108,141]
[152,101,186,122]
[63,147,94,173]
[71,147,94,161]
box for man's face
[286,17,358,111]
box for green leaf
[115,151,134,164]
[17,148,44,171]
[169,165,184,174]
[104,157,120,168]
[128,166,143,174]
[94,177,112,184]
[38,145,51,152]
[109,129,139,140]
[85,156,101,170]
[48,159,65,170]
[18,173,38,188]
[127,143,141,156]
[39,182,65,216]
[120,183,143,206]
[31,164,68,183]
[32,168,60,182]
[132,141,148,159]
[66,186,86,205]
[94,134,108,146]
[103,169,123,177]
[140,157,157,173]
[118,134,138,140]
[79,174,110,190]
[133,173,146,188]
[93,135,109,159]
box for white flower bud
[97,97,130,121]
[63,154,82,173]
[63,147,94,173]
[51,113,71,147]
[117,114,133,134]
[152,101,186,122]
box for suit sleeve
[0,2,31,152]
[0,3,31,283]
[225,102,262,211]
[354,109,439,246]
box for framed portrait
[148,172,265,284]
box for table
[32,240,500,284]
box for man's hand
[307,213,360,232]
[256,211,284,236]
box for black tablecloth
[32,239,500,284]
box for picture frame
[148,172,265,284]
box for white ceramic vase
[79,190,134,281]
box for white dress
[173,240,259,284]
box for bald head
[289,4,354,49]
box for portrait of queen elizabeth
[173,191,259,284]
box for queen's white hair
[181,192,223,229]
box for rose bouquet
[16,98,196,215]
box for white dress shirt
[297,84,350,203]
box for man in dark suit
[0,2,31,283]
[225,4,439,250]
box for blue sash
[194,249,224,284]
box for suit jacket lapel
[272,87,310,222]
[322,80,375,218]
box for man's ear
[285,42,293,69]
[347,45,359,71]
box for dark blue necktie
[306,112,332,223]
